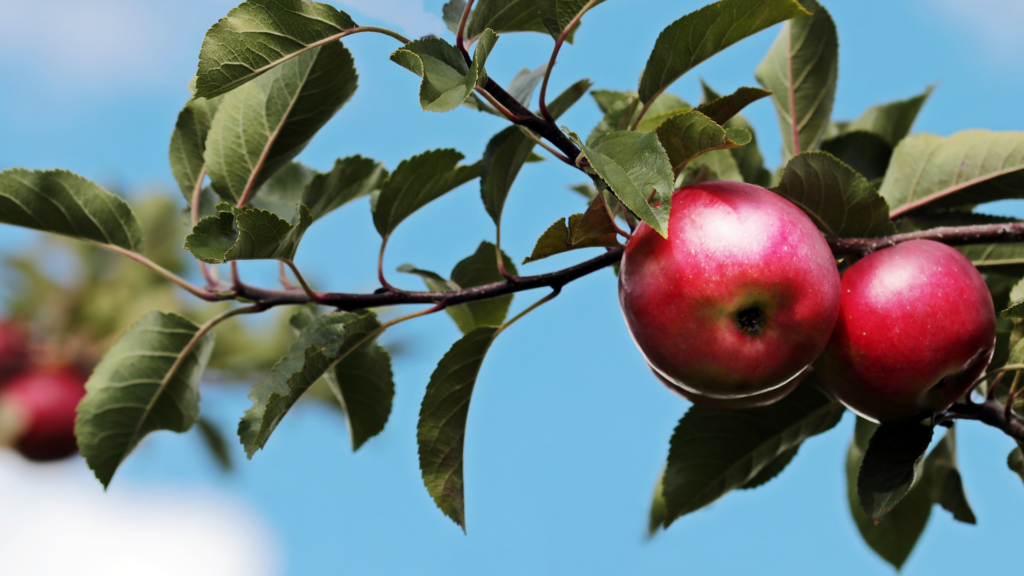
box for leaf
[506,65,549,107]
[524,194,620,264]
[858,420,934,520]
[655,110,751,172]
[248,161,317,218]
[418,326,501,531]
[252,156,386,223]
[466,0,548,40]
[400,242,518,333]
[819,131,893,183]
[700,81,772,187]
[923,428,976,524]
[879,130,1024,217]
[196,417,233,472]
[579,131,675,238]
[739,444,800,490]
[238,310,382,457]
[1009,443,1024,486]
[660,382,843,525]
[0,169,145,253]
[194,0,357,98]
[184,205,312,263]
[537,0,607,39]
[588,92,690,143]
[772,151,897,238]
[638,0,809,105]
[647,469,667,538]
[204,41,358,204]
[443,0,468,34]
[75,312,215,487]
[169,96,222,202]
[481,79,592,225]
[845,86,934,146]
[373,149,481,238]
[693,86,772,126]
[326,339,394,451]
[846,418,931,570]
[390,31,497,113]
[684,149,744,183]
[755,0,839,160]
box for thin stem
[190,166,223,289]
[947,398,1024,443]
[99,243,222,301]
[600,194,631,239]
[1007,371,1022,422]
[494,234,520,282]
[495,287,561,337]
[377,238,400,292]
[231,261,243,292]
[278,261,296,290]
[284,260,321,302]
[538,0,597,125]
[475,87,530,123]
[987,371,1007,401]
[455,0,477,65]
[827,222,1024,256]
[518,126,573,165]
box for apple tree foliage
[3,0,1024,568]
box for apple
[619,180,842,401]
[648,361,805,409]
[813,239,996,423]
[0,366,87,461]
[0,320,29,385]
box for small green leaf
[419,326,501,531]
[579,131,674,238]
[390,31,497,113]
[537,0,607,40]
[755,0,838,160]
[373,149,481,238]
[655,110,751,172]
[739,444,800,490]
[683,150,744,183]
[846,417,931,570]
[588,92,689,143]
[844,86,934,146]
[325,339,394,451]
[661,382,843,525]
[253,156,386,223]
[700,81,772,186]
[76,312,215,487]
[858,420,934,520]
[184,205,312,263]
[194,0,357,98]
[694,87,772,126]
[196,417,233,472]
[0,169,145,253]
[772,151,896,238]
[923,428,976,524]
[239,310,382,457]
[443,0,468,34]
[204,41,358,204]
[248,162,317,218]
[506,65,549,107]
[879,130,1024,217]
[523,194,621,264]
[466,0,548,40]
[169,95,222,202]
[638,0,809,105]
[1009,444,1024,486]
[481,79,592,225]
[819,131,893,183]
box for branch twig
[827,222,1024,256]
[947,398,1024,443]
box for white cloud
[335,0,447,38]
[0,451,282,576]
[927,0,1024,57]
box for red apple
[0,366,87,461]
[0,320,29,385]
[813,239,996,423]
[619,180,841,401]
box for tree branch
[481,78,583,166]
[827,222,1024,256]
[947,398,1024,443]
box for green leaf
[443,0,468,34]
[196,417,233,472]
[755,0,838,160]
[683,150,744,183]
[846,417,931,571]
[248,161,317,218]
[857,420,934,520]
[76,312,215,487]
[184,205,312,263]
[194,0,356,98]
[647,469,667,538]
[739,444,800,490]
[373,149,481,238]
[923,428,976,524]
[239,310,382,457]
[466,0,548,40]
[523,194,621,264]
[252,156,386,223]
[579,131,674,238]
[505,65,549,107]
[638,0,809,105]
[700,81,772,187]
[819,131,893,183]
[204,41,358,204]
[1009,443,1024,486]
[418,326,501,531]
[660,382,843,525]
[0,169,145,253]
[537,0,606,40]
[693,86,772,126]
[845,86,933,146]
[879,130,1024,217]
[400,242,518,333]
[481,79,592,225]
[390,31,497,113]
[772,151,897,238]
[588,92,689,143]
[169,95,222,202]
[655,110,751,172]
[325,339,394,451]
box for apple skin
[619,180,841,400]
[813,239,996,423]
[0,321,29,385]
[648,361,804,409]
[0,366,87,461]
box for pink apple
[813,239,996,423]
[0,366,87,461]
[619,180,841,401]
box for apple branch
[827,222,1024,256]
[947,398,1024,443]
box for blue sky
[1,0,1024,574]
